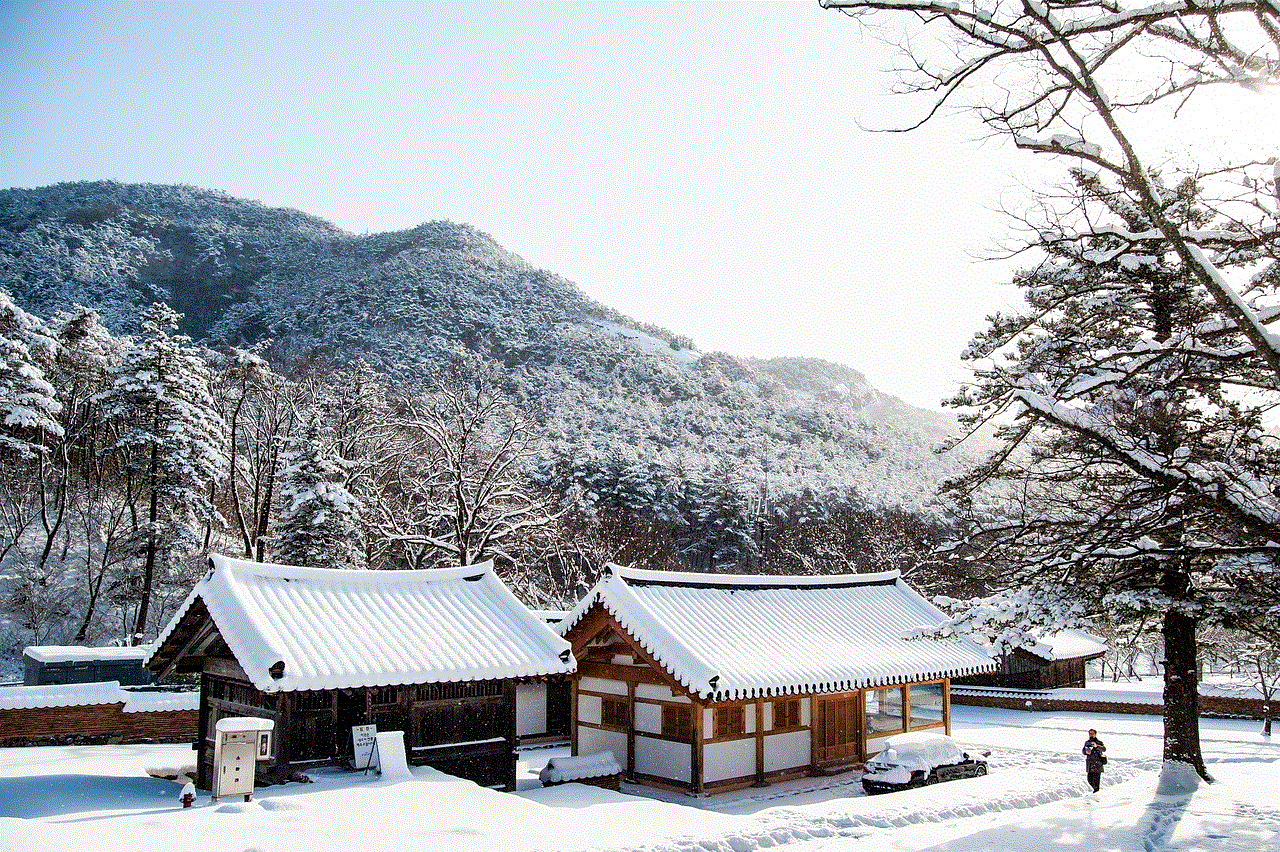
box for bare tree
[380,359,559,575]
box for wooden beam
[155,618,220,682]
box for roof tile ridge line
[612,565,903,588]
[891,574,976,648]
[206,554,289,692]
[211,552,497,584]
[472,567,575,669]
[604,577,717,697]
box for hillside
[0,180,967,512]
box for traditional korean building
[146,554,575,791]
[558,566,994,795]
[954,628,1107,691]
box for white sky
[1,0,1038,411]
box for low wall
[953,688,1272,719]
[0,683,199,746]
[0,702,199,745]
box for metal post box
[213,716,275,801]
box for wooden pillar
[196,672,212,790]
[626,680,637,781]
[570,677,579,756]
[753,698,767,787]
[504,679,518,791]
[691,699,705,795]
[943,679,951,735]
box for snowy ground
[0,702,1276,852]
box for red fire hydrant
[180,781,196,808]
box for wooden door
[812,694,862,766]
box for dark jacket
[1083,736,1106,773]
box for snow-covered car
[860,732,988,794]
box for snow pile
[538,751,622,784]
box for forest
[0,189,977,670]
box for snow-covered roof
[1022,628,1108,662]
[0,681,194,712]
[0,681,125,710]
[147,553,575,693]
[558,565,994,701]
[23,646,151,664]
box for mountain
[0,180,969,512]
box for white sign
[352,724,377,769]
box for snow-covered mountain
[0,180,967,512]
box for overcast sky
[0,0,1036,411]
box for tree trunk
[133,439,159,642]
[1161,602,1211,781]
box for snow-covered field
[0,703,1276,852]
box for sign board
[352,723,377,770]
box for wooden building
[23,645,154,686]
[146,554,575,791]
[558,566,994,795]
[954,629,1108,691]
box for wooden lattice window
[773,699,802,730]
[601,697,628,730]
[714,705,745,738]
[661,705,692,739]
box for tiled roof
[147,553,575,693]
[0,680,125,710]
[0,681,198,712]
[559,565,995,701]
[1024,628,1108,661]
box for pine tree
[0,288,62,461]
[273,429,365,569]
[97,302,226,640]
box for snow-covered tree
[0,288,62,461]
[822,0,1280,782]
[97,302,227,640]
[383,359,558,572]
[272,428,365,569]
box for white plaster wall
[578,725,626,768]
[579,677,626,696]
[634,702,662,735]
[636,683,684,702]
[763,729,810,772]
[579,693,602,725]
[637,735,691,783]
[516,682,547,737]
[703,739,755,784]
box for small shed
[23,645,153,686]
[558,565,994,795]
[146,553,575,791]
[954,628,1107,691]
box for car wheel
[975,764,987,776]
[925,773,939,785]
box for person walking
[1082,728,1106,792]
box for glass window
[865,687,905,734]
[908,683,944,728]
